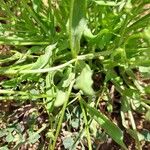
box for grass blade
[81,100,128,150]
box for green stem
[79,96,92,150]
[0,89,52,96]
[128,110,141,150]
[0,51,111,75]
[0,89,30,95]
[0,89,54,100]
[51,80,74,150]
[141,102,150,110]
[0,95,49,100]
[0,40,50,45]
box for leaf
[32,44,56,69]
[28,46,44,54]
[71,119,80,129]
[69,0,87,57]
[54,68,75,107]
[144,26,150,43]
[6,132,14,143]
[145,85,150,95]
[54,90,68,107]
[62,72,75,88]
[28,131,40,144]
[0,129,7,138]
[57,67,75,88]
[31,0,42,13]
[140,130,150,142]
[63,136,74,149]
[0,146,9,150]
[145,110,150,122]
[82,101,127,150]
[93,0,120,6]
[139,66,150,73]
[27,124,46,144]
[74,64,95,95]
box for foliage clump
[0,0,150,149]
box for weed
[0,0,150,149]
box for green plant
[0,0,150,149]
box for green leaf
[141,130,150,142]
[54,68,75,107]
[71,119,80,129]
[62,72,75,88]
[31,0,42,13]
[69,0,87,57]
[139,66,150,73]
[144,26,150,43]
[0,145,9,150]
[32,44,56,69]
[28,131,40,144]
[6,132,14,143]
[82,101,127,150]
[74,64,95,95]
[127,129,141,143]
[93,0,120,6]
[145,110,150,122]
[54,90,68,107]
[63,136,74,149]
[145,85,150,95]
[27,124,46,144]
[0,129,7,138]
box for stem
[128,110,141,150]
[0,95,48,100]
[79,96,92,150]
[141,99,150,105]
[141,102,150,110]
[51,80,74,150]
[0,51,111,75]
[96,86,105,107]
[0,89,31,95]
[0,89,54,100]
[0,89,52,96]
[0,40,50,45]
